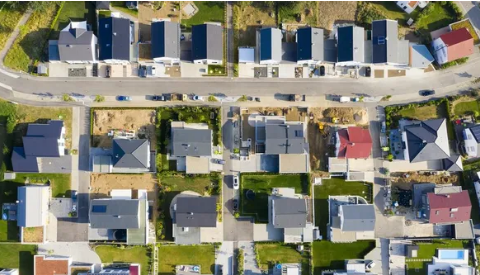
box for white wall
[432,38,448,65]
[464,129,478,157]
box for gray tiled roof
[259,28,282,62]
[11,147,39,172]
[372,20,408,65]
[89,199,140,229]
[273,198,307,228]
[58,27,96,61]
[151,21,180,59]
[340,204,375,232]
[410,44,434,68]
[265,123,305,154]
[176,197,217,227]
[112,139,150,168]
[172,128,212,157]
[192,24,223,61]
[405,119,450,163]
[337,25,364,63]
[442,154,463,172]
[297,27,324,62]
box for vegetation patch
[181,2,224,30]
[0,244,36,275]
[451,19,480,44]
[277,2,318,25]
[0,2,27,49]
[157,244,216,274]
[461,159,480,224]
[111,1,138,17]
[49,1,90,39]
[16,173,71,198]
[453,99,480,117]
[94,245,152,275]
[256,243,310,275]
[312,241,375,274]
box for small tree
[62,94,73,102]
[94,95,105,102]
[387,153,394,162]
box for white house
[396,1,429,14]
[463,126,480,157]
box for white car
[151,66,156,76]
[233,175,239,190]
[193,95,204,101]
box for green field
[314,178,372,237]
[240,174,310,222]
[454,100,480,116]
[415,2,456,36]
[0,244,36,275]
[49,1,90,39]
[95,245,151,275]
[15,173,71,198]
[181,2,224,30]
[312,241,375,274]
[157,245,216,275]
[111,2,138,17]
[0,2,27,50]
[256,243,310,275]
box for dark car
[419,90,435,96]
[117,96,132,101]
[365,67,371,77]
[255,97,261,102]
[319,66,325,76]
[152,95,166,101]
[71,190,78,202]
[212,158,226,165]
[232,199,238,211]
[139,65,147,78]
[105,65,111,78]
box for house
[49,21,97,63]
[111,139,151,173]
[239,47,255,64]
[95,1,110,10]
[12,120,66,173]
[151,21,180,64]
[192,24,223,65]
[427,190,471,224]
[89,191,149,244]
[463,125,480,157]
[409,44,435,68]
[17,186,49,228]
[98,17,132,63]
[296,27,324,65]
[332,259,377,275]
[427,249,474,275]
[335,127,372,159]
[258,28,282,65]
[173,196,217,244]
[371,20,409,65]
[396,1,429,14]
[336,25,365,66]
[34,255,71,275]
[432,27,474,65]
[330,196,375,242]
[272,198,307,228]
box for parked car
[193,95,204,101]
[117,96,132,101]
[419,90,435,96]
[105,65,111,78]
[212,159,226,165]
[152,95,166,101]
[319,66,325,76]
[232,199,238,211]
[233,175,239,190]
[151,66,156,76]
[365,67,371,77]
[71,190,77,202]
[139,65,147,78]
[255,97,261,102]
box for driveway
[38,243,101,265]
[239,241,261,275]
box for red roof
[129,264,140,275]
[34,255,70,275]
[440,28,474,62]
[408,1,418,8]
[337,127,372,159]
[428,191,471,224]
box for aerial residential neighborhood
[1,1,480,275]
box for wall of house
[432,39,448,65]
[463,129,478,157]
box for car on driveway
[71,190,77,202]
[419,90,435,96]
[193,95,204,101]
[233,175,239,190]
[117,96,132,101]
[212,159,226,165]
[152,95,166,101]
[232,199,238,211]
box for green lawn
[312,241,375,274]
[256,243,310,275]
[240,174,310,222]
[367,2,414,25]
[406,240,469,275]
[181,2,224,30]
[461,159,480,224]
[94,245,151,275]
[158,245,215,275]
[4,2,59,72]
[415,2,456,36]
[277,2,318,25]
[0,2,27,50]
[15,173,71,198]
[454,100,480,116]
[397,105,443,121]
[111,2,138,17]
[314,178,372,238]
[0,244,36,275]
[0,221,19,242]
[50,1,88,40]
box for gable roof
[151,21,180,59]
[11,147,39,172]
[259,28,282,62]
[98,17,130,61]
[192,24,223,61]
[176,197,217,227]
[112,139,150,168]
[34,255,70,275]
[27,120,63,138]
[172,128,212,157]
[89,199,140,229]
[428,191,471,223]
[410,44,434,68]
[340,204,375,231]
[337,127,372,159]
[273,198,307,228]
[337,25,364,63]
[22,120,64,158]
[442,155,463,172]
[441,28,474,63]
[57,22,96,61]
[265,123,305,154]
[404,119,450,163]
[468,124,480,143]
[17,186,49,227]
[297,27,324,61]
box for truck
[339,96,350,103]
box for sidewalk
[239,241,261,275]
[216,242,234,275]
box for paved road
[458,1,480,32]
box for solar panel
[470,126,480,141]
[92,205,107,213]
[378,36,385,45]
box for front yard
[461,159,480,224]
[312,241,375,274]
[111,1,138,17]
[240,174,310,223]
[181,2,224,30]
[314,178,372,237]
[0,244,37,275]
[94,245,152,275]
[256,243,310,275]
[157,244,216,275]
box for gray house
[49,21,97,63]
[296,27,324,65]
[336,25,365,66]
[339,204,376,232]
[371,19,409,65]
[191,23,223,65]
[272,197,307,228]
[17,185,49,228]
[265,123,306,155]
[111,139,151,173]
[403,119,450,163]
[151,21,180,64]
[173,196,217,244]
[258,28,282,65]
[171,128,212,157]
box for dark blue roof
[151,21,180,59]
[11,147,39,172]
[260,28,272,60]
[372,20,387,63]
[192,24,207,60]
[151,21,166,58]
[337,26,353,62]
[98,17,130,61]
[297,27,312,61]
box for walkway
[239,241,261,275]
[226,2,234,77]
[0,10,32,64]
[216,242,234,275]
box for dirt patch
[90,173,157,201]
[23,226,43,243]
[321,107,368,125]
[92,109,157,148]
[242,107,307,122]
[374,70,385,78]
[307,121,332,171]
[317,1,358,32]
[388,70,406,77]
[138,2,181,41]
[234,4,277,47]
[391,172,460,189]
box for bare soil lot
[315,107,368,125]
[90,173,157,200]
[234,3,276,47]
[23,227,43,243]
[92,109,156,148]
[138,2,181,41]
[308,121,332,171]
[317,1,358,32]
[391,172,460,189]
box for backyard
[240,174,310,223]
[157,244,216,275]
[461,159,480,224]
[15,173,71,198]
[312,241,375,274]
[0,2,27,49]
[314,178,372,238]
[453,99,480,117]
[94,245,151,275]
[405,240,469,275]
[277,2,318,25]
[0,175,23,242]
[49,1,96,40]
[181,2,224,30]
[256,243,310,275]
[0,244,36,275]
[111,1,138,17]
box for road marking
[0,82,12,90]
[0,67,20,79]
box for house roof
[340,204,376,232]
[192,24,223,61]
[27,120,63,138]
[273,198,307,228]
[98,17,130,61]
[34,255,70,275]
[151,21,180,59]
[404,119,450,163]
[57,22,96,61]
[324,39,337,63]
[337,25,364,63]
[112,139,150,169]
[176,197,217,227]
[239,47,255,63]
[89,199,140,229]
[410,44,434,68]
[297,27,324,61]
[11,147,39,172]
[265,123,305,154]
[441,28,474,62]
[442,155,463,172]
[17,186,49,227]
[21,120,64,158]
[468,124,480,142]
[428,191,471,223]
[171,128,212,157]
[337,127,372,159]
[259,28,282,62]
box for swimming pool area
[438,249,466,260]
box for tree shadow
[19,250,35,275]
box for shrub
[237,95,248,102]
[387,153,394,162]
[6,113,16,133]
[208,95,218,102]
[94,95,105,102]
[356,2,385,26]
[62,94,73,102]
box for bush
[62,94,73,102]
[6,113,16,133]
[356,2,385,26]
[208,95,218,102]
[94,95,105,102]
[387,153,394,162]
[237,95,248,102]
